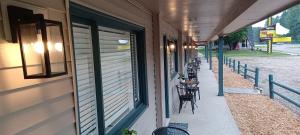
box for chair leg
[198,88,200,100]
[179,99,183,113]
[193,91,197,102]
[191,100,195,114]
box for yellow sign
[260,29,276,39]
[260,25,276,41]
[272,37,292,43]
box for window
[98,26,137,132]
[71,3,148,135]
[72,23,98,135]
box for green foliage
[224,28,248,49]
[264,16,280,26]
[223,50,288,57]
[251,27,261,44]
[123,129,137,135]
[279,4,300,43]
[178,73,185,80]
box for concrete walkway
[170,60,240,135]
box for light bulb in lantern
[34,42,44,54]
[55,42,63,52]
[169,43,175,50]
[189,46,192,49]
[184,46,187,49]
[34,33,44,54]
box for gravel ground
[225,94,300,135]
[233,56,300,114]
[212,57,253,89]
[212,57,300,135]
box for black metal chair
[187,81,200,101]
[176,85,195,114]
[152,127,190,135]
[180,76,200,102]
[187,67,197,80]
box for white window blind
[98,26,135,132]
[72,23,98,135]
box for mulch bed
[211,57,300,135]
[212,57,253,88]
[225,94,300,135]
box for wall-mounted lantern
[168,40,176,52]
[8,6,67,79]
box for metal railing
[269,74,300,108]
[224,56,259,88]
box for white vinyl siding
[72,23,98,135]
[98,26,135,132]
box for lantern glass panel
[19,22,47,77]
[46,21,66,75]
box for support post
[255,67,259,88]
[229,58,231,68]
[244,64,247,79]
[226,57,228,65]
[237,61,240,74]
[209,42,212,70]
[267,17,273,54]
[206,45,209,63]
[205,46,207,59]
[269,74,274,99]
[218,37,224,96]
[233,60,236,71]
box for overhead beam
[208,0,257,40]
[223,0,300,34]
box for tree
[264,16,280,26]
[279,5,300,43]
[224,28,248,50]
[252,27,261,44]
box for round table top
[152,127,189,135]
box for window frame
[174,40,179,72]
[70,3,148,135]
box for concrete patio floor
[170,60,240,135]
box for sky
[252,12,283,28]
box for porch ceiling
[158,0,300,41]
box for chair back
[176,85,186,97]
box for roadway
[256,44,300,55]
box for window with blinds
[72,23,98,135]
[98,26,136,132]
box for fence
[269,74,300,108]
[224,56,259,88]
[225,56,300,109]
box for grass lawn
[199,49,289,57]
